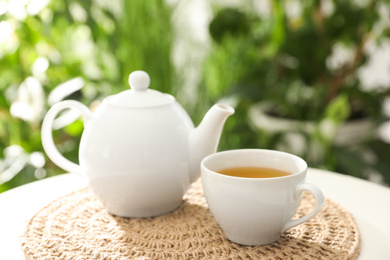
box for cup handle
[41,100,93,177]
[282,183,325,232]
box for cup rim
[201,149,307,180]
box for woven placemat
[21,178,360,260]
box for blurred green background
[1,0,390,193]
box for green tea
[218,167,291,178]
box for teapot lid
[106,70,174,107]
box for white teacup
[201,149,325,246]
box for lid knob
[128,70,150,91]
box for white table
[1,169,390,259]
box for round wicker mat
[21,179,360,260]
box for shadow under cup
[201,149,324,246]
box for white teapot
[41,71,234,217]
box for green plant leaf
[270,0,285,49]
[324,94,350,125]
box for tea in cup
[201,149,324,246]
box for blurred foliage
[1,0,390,193]
[198,0,390,185]
[0,0,175,192]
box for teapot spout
[189,104,234,182]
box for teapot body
[41,70,234,217]
[80,101,194,217]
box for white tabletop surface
[0,168,390,259]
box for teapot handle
[41,100,93,177]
